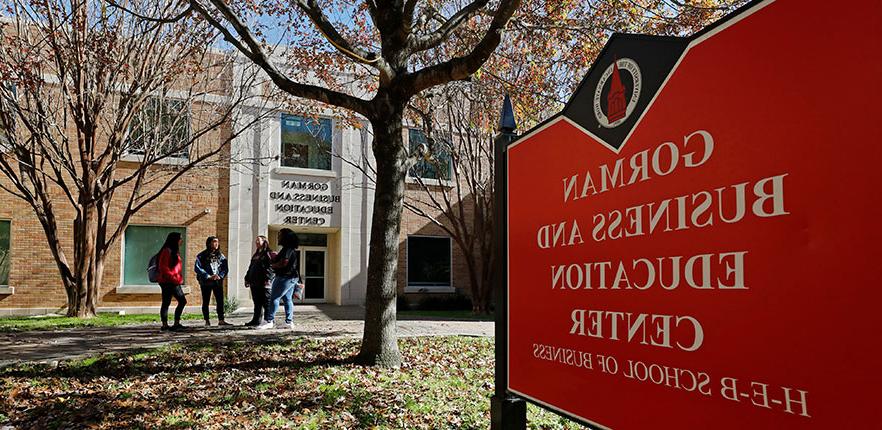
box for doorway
[267,230,329,303]
[299,246,327,303]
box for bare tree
[404,82,498,313]
[0,0,267,317]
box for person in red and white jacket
[157,232,187,331]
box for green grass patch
[397,309,494,321]
[0,337,585,429]
[0,312,207,332]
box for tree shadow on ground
[1,347,366,429]
[2,344,358,380]
[0,323,361,366]
[396,313,493,322]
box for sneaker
[160,325,171,332]
[170,324,186,332]
[204,321,211,327]
[287,322,295,330]
[218,320,233,326]
[256,322,274,330]
[244,320,259,327]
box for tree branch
[407,0,490,53]
[294,0,382,66]
[190,0,372,117]
[400,0,522,96]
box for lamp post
[490,94,527,430]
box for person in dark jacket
[195,236,230,326]
[244,235,275,326]
[257,228,304,330]
[157,232,187,331]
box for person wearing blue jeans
[258,228,304,330]
[264,275,298,328]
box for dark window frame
[406,235,453,289]
[0,219,11,286]
[126,96,191,160]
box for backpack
[147,253,160,283]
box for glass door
[299,246,327,303]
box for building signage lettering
[505,0,882,428]
[269,179,341,227]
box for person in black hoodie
[244,235,275,326]
[194,236,230,326]
[257,228,304,330]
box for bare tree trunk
[465,255,484,313]
[70,200,100,317]
[358,110,407,367]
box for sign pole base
[491,394,527,430]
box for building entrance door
[299,246,327,303]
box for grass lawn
[0,337,585,429]
[397,310,494,321]
[0,313,208,332]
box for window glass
[0,220,10,285]
[281,114,332,170]
[298,233,328,247]
[407,236,451,287]
[408,129,452,180]
[303,250,325,299]
[0,84,15,149]
[127,97,190,159]
[124,226,186,285]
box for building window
[0,220,10,285]
[123,225,186,285]
[407,236,451,290]
[0,84,15,150]
[281,114,332,170]
[127,97,190,159]
[408,129,451,180]
[299,233,328,247]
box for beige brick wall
[397,182,477,303]
[0,89,234,312]
[0,160,231,312]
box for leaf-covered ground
[0,337,584,429]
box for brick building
[0,64,478,315]
[225,109,473,309]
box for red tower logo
[606,59,627,123]
[593,57,642,129]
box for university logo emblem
[593,57,642,128]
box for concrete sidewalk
[0,305,493,366]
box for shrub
[223,297,239,316]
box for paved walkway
[0,305,493,366]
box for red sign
[506,0,882,428]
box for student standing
[258,229,304,330]
[244,235,275,326]
[195,236,230,326]
[157,232,187,331]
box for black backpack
[147,253,160,283]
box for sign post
[490,94,526,430]
[501,0,882,428]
